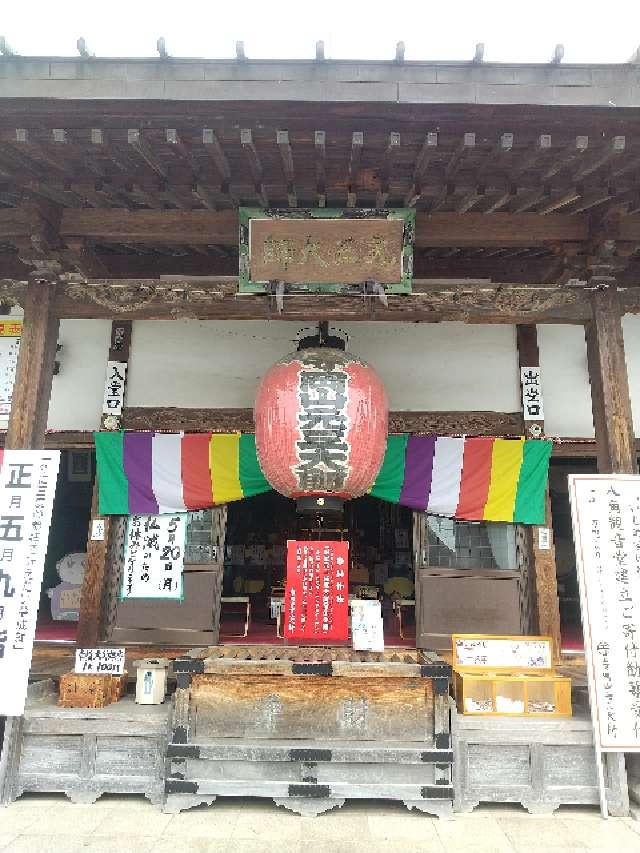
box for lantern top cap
[298,321,346,351]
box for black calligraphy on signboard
[0,450,61,717]
[569,474,640,751]
[520,366,545,421]
[122,513,185,600]
[294,354,350,493]
[75,647,125,675]
[102,360,128,416]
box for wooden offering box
[452,634,571,718]
[59,671,128,709]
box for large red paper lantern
[255,345,388,502]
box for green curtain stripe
[94,431,129,515]
[513,440,552,525]
[369,434,409,504]
[238,433,272,498]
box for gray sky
[3,0,640,63]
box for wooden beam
[516,324,562,662]
[76,482,110,647]
[276,130,297,208]
[5,279,59,449]
[52,277,594,323]
[60,209,238,245]
[57,208,590,248]
[585,286,638,473]
[53,278,592,322]
[415,212,588,246]
[122,406,524,435]
[77,319,131,646]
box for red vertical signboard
[284,540,349,641]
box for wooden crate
[451,634,571,718]
[58,671,128,709]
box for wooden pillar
[585,286,638,475]
[76,320,131,647]
[516,324,562,661]
[5,278,59,449]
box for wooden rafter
[347,131,363,207]
[276,130,297,208]
[202,128,234,197]
[127,129,167,179]
[314,130,326,208]
[240,128,268,206]
[444,133,476,181]
[376,131,400,208]
[543,136,588,180]
[404,131,438,207]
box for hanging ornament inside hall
[254,323,388,514]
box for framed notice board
[238,208,415,294]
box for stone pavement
[1,794,640,853]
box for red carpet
[561,623,584,655]
[219,611,416,647]
[35,619,78,643]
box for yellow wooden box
[452,634,572,718]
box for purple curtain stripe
[123,432,159,514]
[399,435,437,510]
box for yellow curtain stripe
[209,433,243,504]
[483,438,524,522]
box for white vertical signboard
[0,450,61,717]
[102,361,127,416]
[121,513,186,600]
[520,366,544,421]
[0,321,23,416]
[569,473,640,817]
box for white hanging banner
[0,450,61,717]
[102,361,128,416]
[121,514,186,600]
[569,474,640,753]
[520,366,544,421]
[0,321,22,416]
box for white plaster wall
[623,314,640,436]
[537,324,594,437]
[126,320,520,412]
[47,320,112,430]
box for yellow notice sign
[0,321,22,337]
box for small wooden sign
[452,634,553,672]
[75,647,126,675]
[239,208,414,293]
